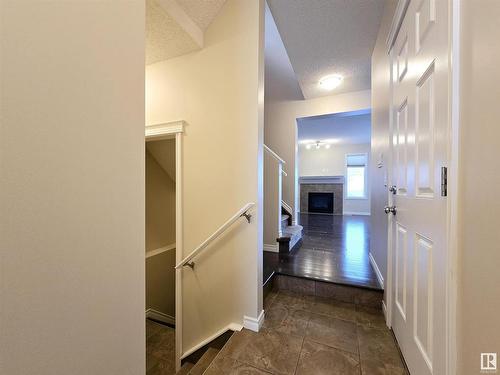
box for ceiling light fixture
[319,74,343,90]
[302,140,335,150]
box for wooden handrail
[175,202,255,269]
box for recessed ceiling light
[319,74,343,90]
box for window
[346,154,367,199]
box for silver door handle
[389,185,397,195]
[384,205,397,215]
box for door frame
[145,120,185,371]
[384,1,459,374]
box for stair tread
[176,362,194,375]
[283,225,303,235]
[188,347,219,375]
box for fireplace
[308,192,334,214]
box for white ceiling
[267,0,385,99]
[176,0,227,30]
[146,0,227,65]
[297,110,371,145]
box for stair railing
[175,202,255,269]
[264,144,287,238]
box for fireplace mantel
[299,175,344,184]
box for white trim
[146,308,175,326]
[281,200,293,215]
[299,175,344,184]
[243,310,265,332]
[145,121,185,141]
[174,131,183,371]
[263,244,279,253]
[343,211,371,216]
[385,36,396,332]
[382,301,388,326]
[156,0,203,49]
[146,243,176,259]
[369,252,385,289]
[181,323,243,360]
[386,0,411,53]
[446,1,460,373]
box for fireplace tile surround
[299,176,343,215]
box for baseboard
[382,300,388,326]
[243,310,265,332]
[146,308,175,326]
[368,252,384,289]
[146,243,176,259]
[343,211,371,216]
[181,323,242,360]
[263,243,279,253]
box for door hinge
[441,167,448,197]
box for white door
[389,0,449,374]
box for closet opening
[145,137,177,373]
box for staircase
[277,205,303,253]
[177,347,219,374]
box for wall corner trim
[368,252,384,289]
[243,310,265,332]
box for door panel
[389,0,449,374]
[415,63,435,198]
[395,223,408,320]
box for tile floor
[205,290,408,375]
[146,319,176,374]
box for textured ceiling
[267,0,385,99]
[146,0,199,64]
[298,111,371,145]
[176,0,227,30]
[146,0,227,65]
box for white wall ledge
[299,175,344,184]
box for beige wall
[147,138,176,182]
[146,250,176,318]
[146,146,176,252]
[0,1,145,374]
[370,0,397,288]
[458,1,500,373]
[145,142,176,318]
[146,0,264,354]
[299,143,371,215]
[265,91,371,215]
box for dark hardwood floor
[264,213,382,290]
